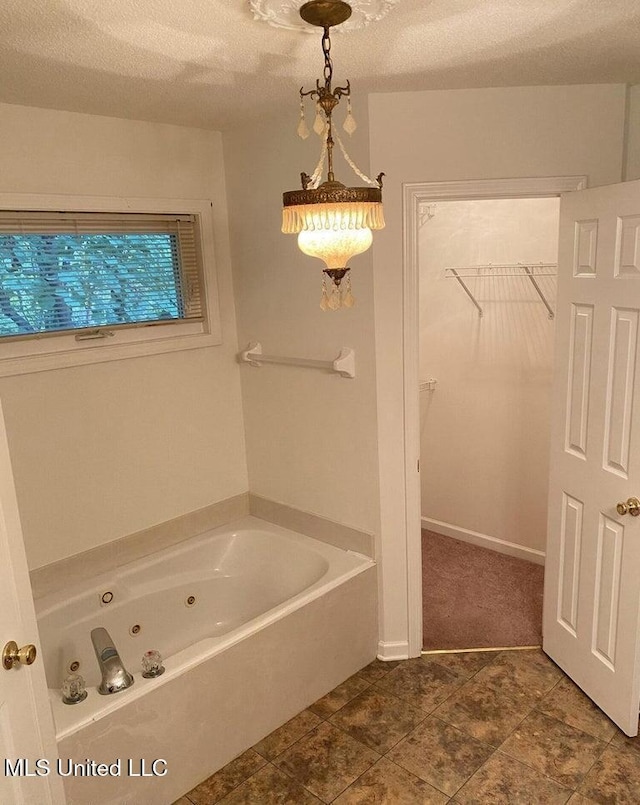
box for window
[0,197,221,376]
[0,212,203,339]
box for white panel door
[0,400,65,804]
[544,178,640,736]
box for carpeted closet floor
[422,530,544,651]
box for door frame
[402,175,587,656]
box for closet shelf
[444,262,557,319]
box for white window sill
[0,329,221,377]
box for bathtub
[35,516,377,805]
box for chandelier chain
[322,27,333,89]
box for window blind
[0,211,205,340]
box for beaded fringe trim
[282,201,385,234]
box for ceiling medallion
[249,0,399,32]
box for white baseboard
[421,517,545,566]
[377,640,410,661]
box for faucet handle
[142,649,165,678]
[62,673,88,704]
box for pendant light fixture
[282,0,385,310]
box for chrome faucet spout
[91,627,134,695]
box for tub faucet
[91,627,134,695]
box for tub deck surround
[249,494,375,557]
[29,492,250,600]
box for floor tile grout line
[375,710,431,756]
[325,760,377,804]
[491,747,581,797]
[382,751,459,800]
[493,712,607,796]
[531,701,618,745]
[205,753,270,805]
[309,674,376,720]
[269,746,377,805]
[256,666,396,771]
[265,758,328,804]
[524,706,613,749]
[331,673,435,720]
[453,746,577,802]
[372,666,470,719]
[266,721,383,802]
[266,722,334,765]
[319,715,387,757]
[253,708,331,760]
[424,654,499,680]
[432,678,554,753]
[367,678,444,717]
[395,705,500,784]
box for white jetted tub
[35,516,377,805]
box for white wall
[369,84,627,655]
[0,102,248,569]
[419,198,560,554]
[224,105,381,537]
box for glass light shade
[298,225,372,269]
[284,198,382,269]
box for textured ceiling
[0,0,639,130]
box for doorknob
[616,497,640,517]
[2,640,37,670]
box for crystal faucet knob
[141,650,165,678]
[62,673,88,704]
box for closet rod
[238,342,356,378]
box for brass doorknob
[2,641,37,670]
[617,497,640,517]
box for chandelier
[282,0,385,310]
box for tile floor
[174,649,640,804]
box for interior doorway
[404,177,586,656]
[418,196,559,650]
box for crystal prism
[313,109,325,136]
[297,116,310,140]
[343,111,357,135]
